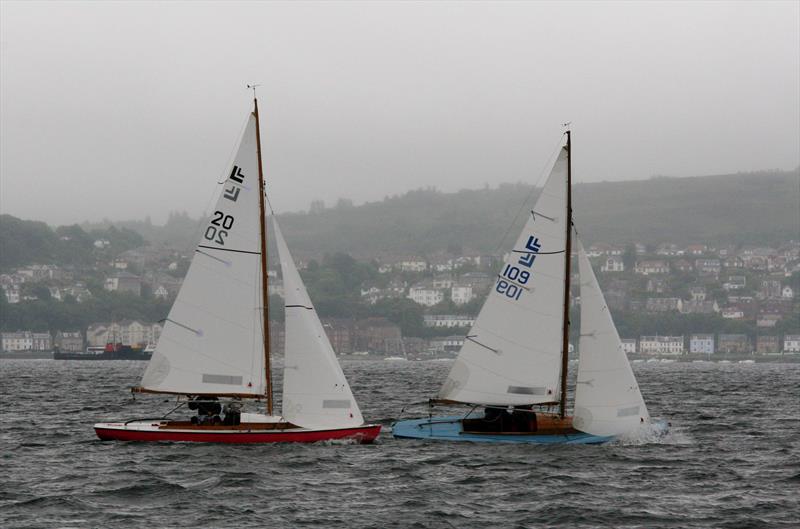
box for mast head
[247,83,261,104]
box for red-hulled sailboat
[95,91,379,443]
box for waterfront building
[639,336,684,355]
[689,334,715,355]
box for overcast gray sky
[1,1,798,225]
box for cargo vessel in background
[54,343,153,361]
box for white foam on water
[613,421,693,446]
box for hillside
[0,216,145,271]
[276,168,799,259]
[2,168,798,266]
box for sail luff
[559,130,572,419]
[253,97,273,414]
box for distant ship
[53,342,153,361]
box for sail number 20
[204,211,235,245]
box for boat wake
[613,421,692,446]
[318,437,364,446]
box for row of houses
[620,334,800,355]
[268,318,404,356]
[377,242,799,277]
[380,255,498,274]
[0,331,82,352]
[86,321,163,347]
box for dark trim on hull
[94,424,381,444]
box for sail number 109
[204,211,235,245]
[496,264,529,300]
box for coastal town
[1,236,798,360]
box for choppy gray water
[1,359,798,528]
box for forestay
[140,115,266,396]
[574,241,649,435]
[273,218,365,429]
[439,147,569,405]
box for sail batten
[438,147,569,406]
[573,241,649,436]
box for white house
[782,286,794,299]
[450,284,475,305]
[722,307,745,319]
[621,339,637,354]
[32,332,52,351]
[153,285,169,300]
[87,321,163,347]
[2,284,20,304]
[408,284,444,307]
[635,260,670,275]
[639,335,684,355]
[601,256,625,273]
[1,331,33,351]
[783,335,800,354]
[723,276,747,291]
[398,259,428,273]
[689,334,715,354]
[429,335,466,352]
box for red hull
[95,424,381,444]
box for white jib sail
[439,147,569,405]
[273,218,365,429]
[140,114,266,396]
[574,240,650,436]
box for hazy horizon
[2,1,798,225]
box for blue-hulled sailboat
[393,131,668,444]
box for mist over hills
[275,168,799,260]
[2,168,798,268]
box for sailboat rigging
[94,94,380,443]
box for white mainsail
[574,241,649,435]
[439,147,569,405]
[273,218,365,429]
[140,115,266,396]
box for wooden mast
[559,130,572,419]
[252,93,273,415]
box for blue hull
[392,416,614,445]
